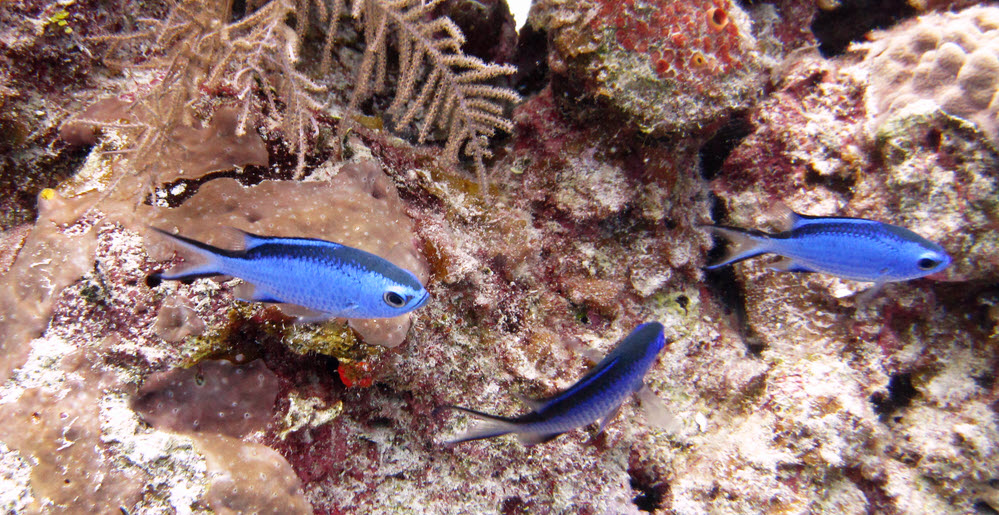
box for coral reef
[196,433,311,515]
[0,0,997,514]
[0,0,124,227]
[533,0,770,135]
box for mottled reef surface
[0,0,997,513]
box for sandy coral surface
[0,0,997,514]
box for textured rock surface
[533,0,770,135]
[865,6,999,146]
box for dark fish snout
[413,290,431,309]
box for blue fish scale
[521,354,651,435]
[221,243,386,313]
[152,228,428,319]
[510,323,665,436]
[772,221,921,281]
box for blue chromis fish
[445,322,676,446]
[705,209,952,289]
[150,227,429,319]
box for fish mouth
[412,290,431,309]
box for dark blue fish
[705,210,951,287]
[445,322,674,446]
[150,227,429,319]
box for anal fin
[515,393,546,412]
[770,256,816,273]
[233,282,283,303]
[517,431,564,446]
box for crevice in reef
[512,23,550,97]
[870,372,918,423]
[811,0,916,57]
[704,194,765,356]
[845,466,898,515]
[628,469,666,513]
[698,113,753,181]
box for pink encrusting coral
[595,0,747,80]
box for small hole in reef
[925,127,942,150]
[707,7,728,30]
[871,372,918,421]
[146,273,162,288]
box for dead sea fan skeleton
[78,0,520,186]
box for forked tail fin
[149,227,239,281]
[443,405,520,445]
[703,226,772,269]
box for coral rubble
[0,0,997,514]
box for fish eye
[383,291,406,308]
[917,257,940,270]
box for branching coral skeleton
[69,0,519,191]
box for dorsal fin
[225,226,271,250]
[515,393,546,412]
[767,202,804,232]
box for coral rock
[535,0,768,135]
[133,359,280,438]
[865,6,999,148]
[194,433,311,515]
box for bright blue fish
[445,322,674,446]
[150,227,429,319]
[705,210,951,288]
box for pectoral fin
[597,404,623,434]
[854,278,887,308]
[636,384,680,433]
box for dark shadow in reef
[870,372,917,423]
[628,467,668,512]
[698,113,753,181]
[810,0,916,57]
[703,194,766,357]
[511,22,550,97]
